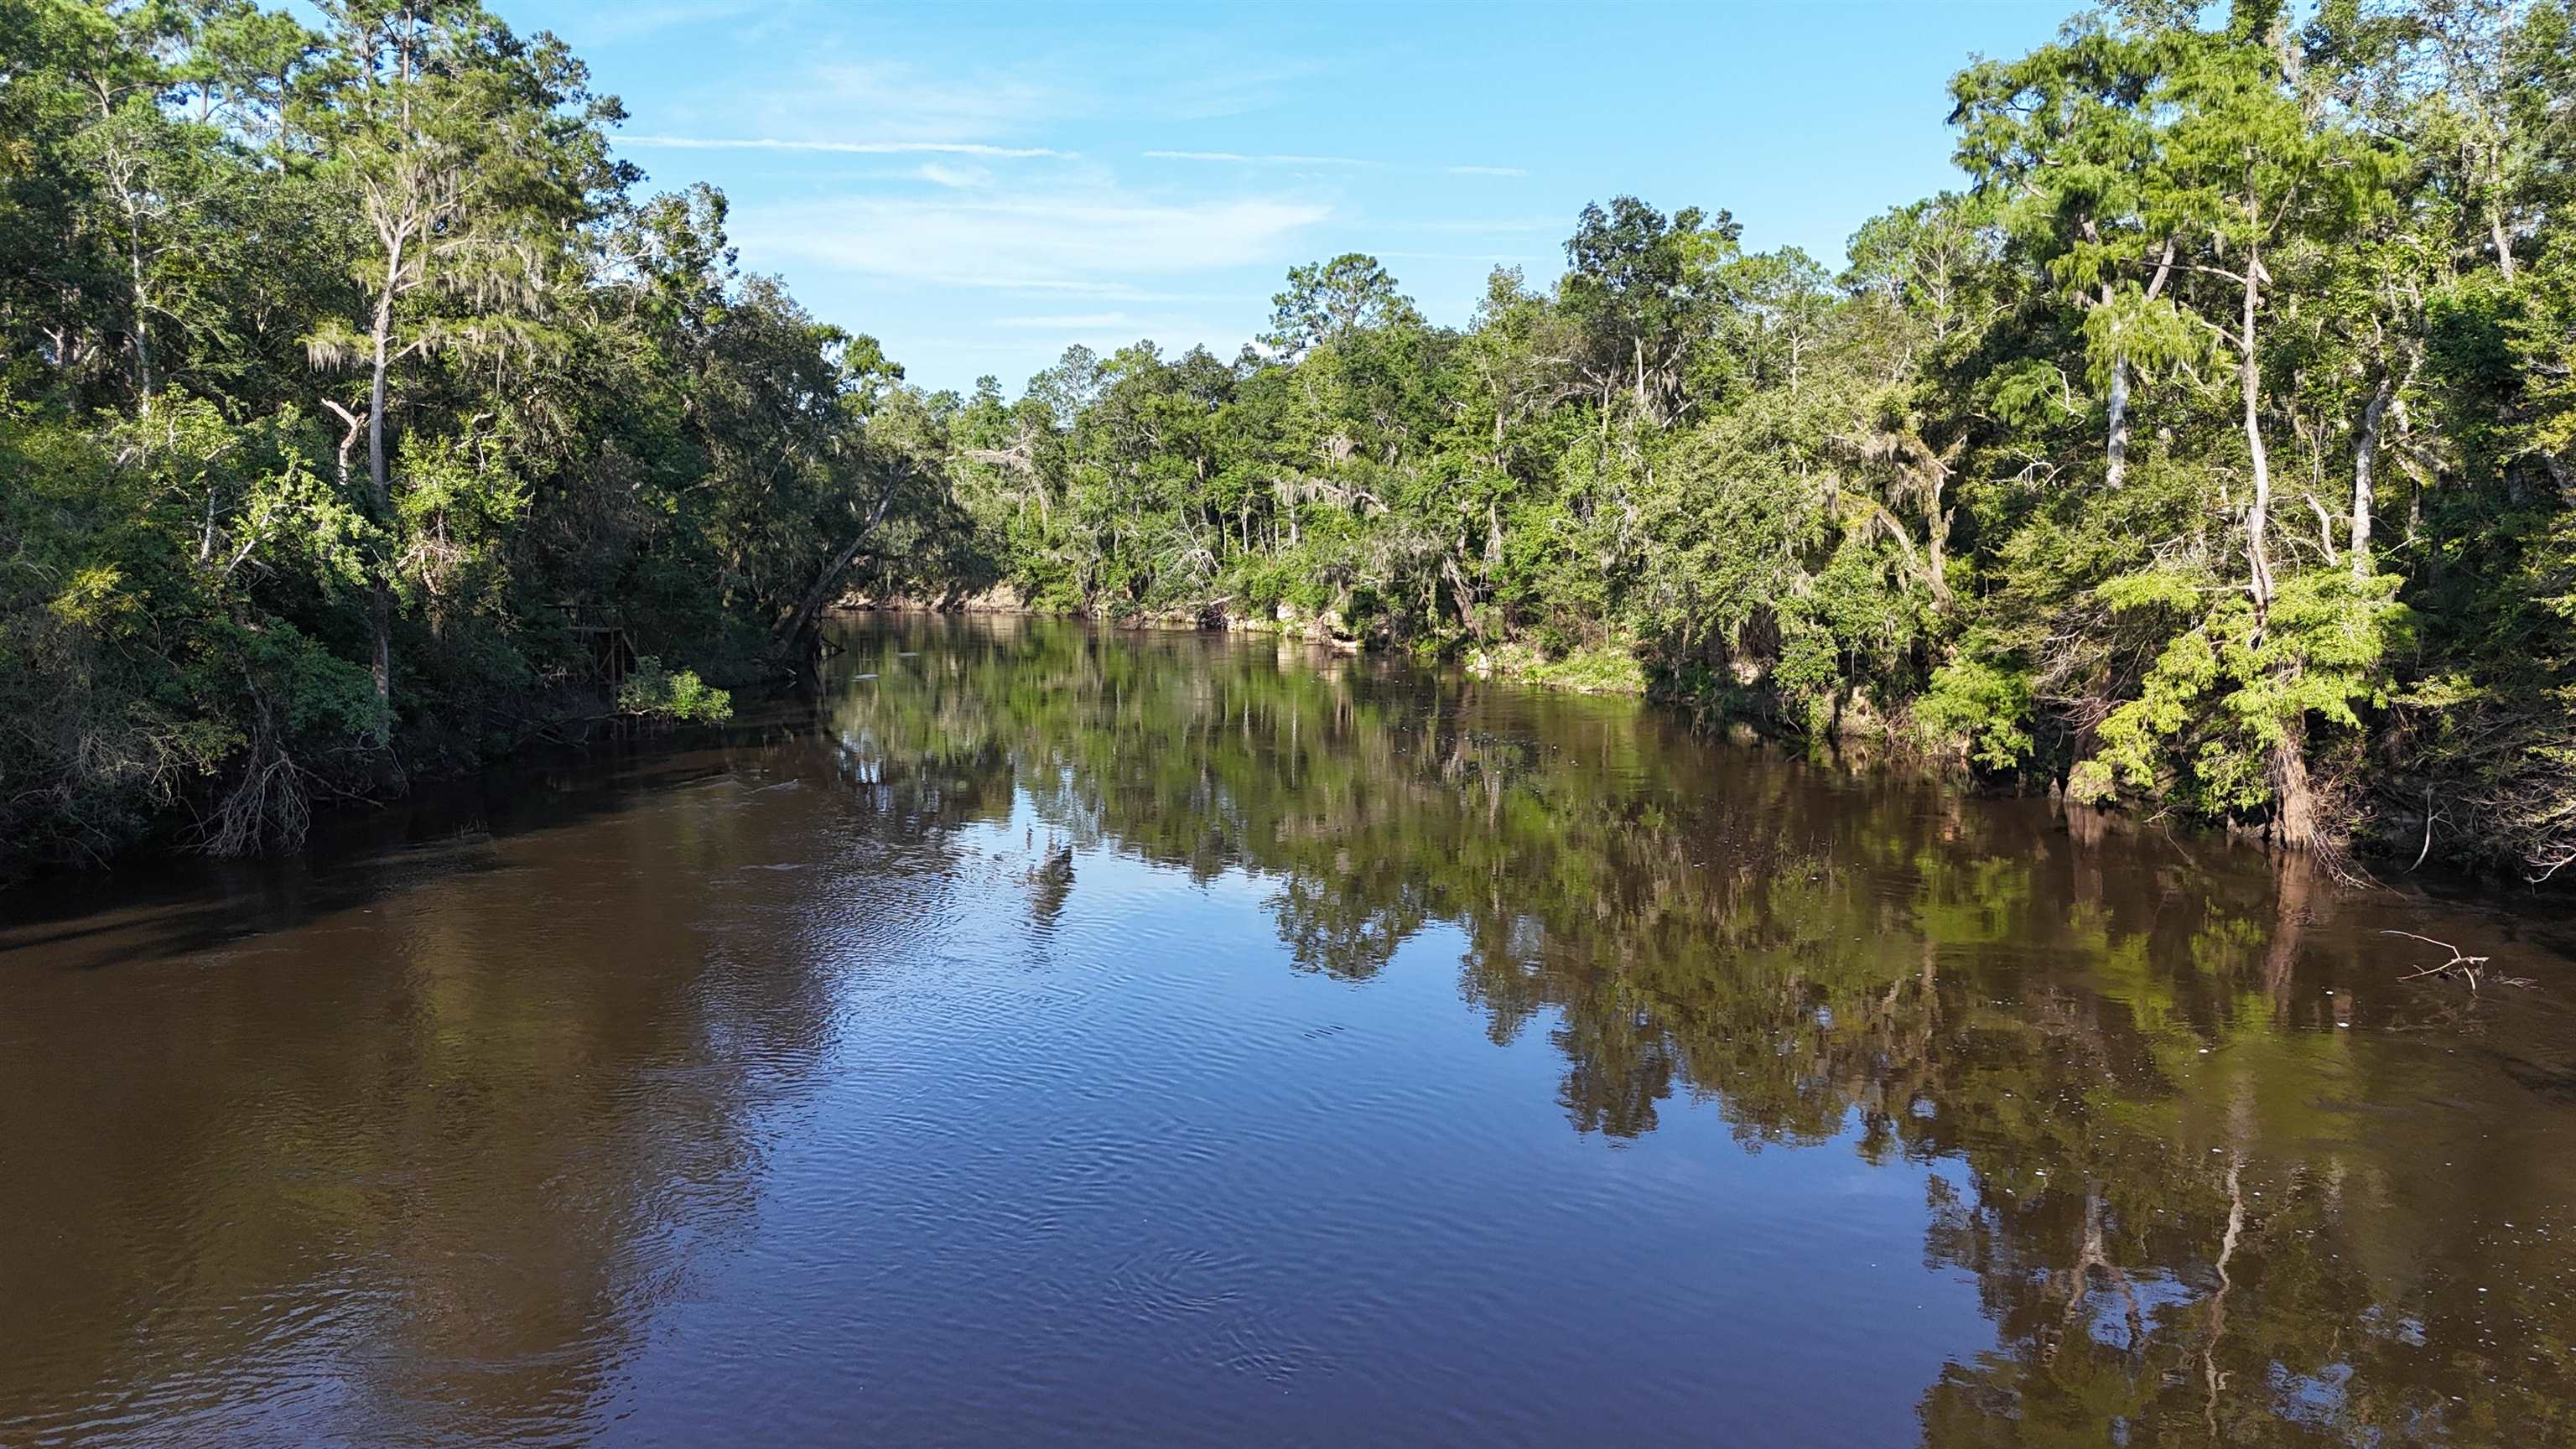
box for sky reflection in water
[3,615,2573,1446]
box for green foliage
[8,0,2574,879]
[1919,658,2037,769]
[618,657,732,723]
[2071,624,2222,804]
[917,0,2575,876]
[0,0,939,873]
[1469,641,1649,695]
[2072,569,2411,813]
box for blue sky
[506,1,2078,394]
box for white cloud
[916,162,989,189]
[674,47,1324,151]
[1374,250,1544,262]
[1145,152,1526,178]
[792,60,1063,143]
[1146,150,1379,168]
[551,1,765,45]
[932,278,1236,301]
[995,312,1144,330]
[623,135,1069,159]
[1383,216,1566,234]
[731,189,1333,288]
[986,311,1255,366]
[1122,56,1328,122]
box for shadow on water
[0,719,821,973]
[0,705,947,1444]
[4,611,2575,1446]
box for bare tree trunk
[362,236,402,706]
[2269,715,2319,851]
[2099,239,2171,491]
[2351,366,2397,581]
[2241,245,2274,623]
[2104,312,2132,489]
[1441,550,1481,638]
[777,472,902,651]
[93,114,160,422]
[2236,234,2310,849]
[126,213,153,418]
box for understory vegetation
[5,0,2573,880]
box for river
[4,615,2573,1446]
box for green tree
[1261,252,1423,361]
[296,0,627,707]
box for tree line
[5,0,2573,880]
[926,0,2576,881]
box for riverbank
[837,594,2501,881]
[0,662,745,886]
[845,589,1651,688]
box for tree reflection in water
[823,615,2576,1445]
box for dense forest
[5,0,2574,881]
[0,0,960,869]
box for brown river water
[5,615,2575,1446]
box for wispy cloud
[1145,56,1331,121]
[916,162,989,189]
[730,189,1333,289]
[1375,250,1544,263]
[1146,151,1525,178]
[553,1,765,45]
[1383,216,1566,234]
[943,278,1240,301]
[996,312,1145,330]
[792,60,1062,143]
[1146,150,1379,168]
[685,49,1325,151]
[989,310,1259,362]
[624,135,1070,159]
